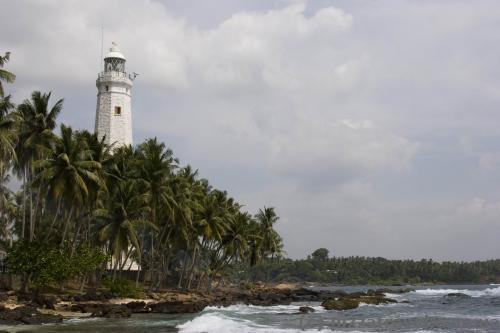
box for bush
[102,278,143,298]
[240,281,256,290]
[6,241,106,290]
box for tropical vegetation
[0,51,284,293]
[235,248,500,284]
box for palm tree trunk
[21,166,26,240]
[186,244,199,290]
[61,204,74,245]
[177,251,189,289]
[45,197,62,241]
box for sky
[2,0,500,261]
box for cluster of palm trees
[0,52,283,291]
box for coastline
[0,282,414,326]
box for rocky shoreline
[0,286,415,326]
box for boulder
[445,292,471,298]
[32,294,58,310]
[0,305,62,325]
[126,301,149,313]
[91,304,131,318]
[298,306,315,313]
[358,296,397,305]
[148,300,207,314]
[321,298,360,311]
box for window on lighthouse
[114,106,122,116]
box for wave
[177,312,440,333]
[414,286,500,297]
[203,303,325,315]
[177,312,331,333]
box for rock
[321,298,360,311]
[32,294,58,310]
[70,303,103,313]
[348,291,367,298]
[0,305,62,325]
[298,306,315,313]
[374,287,414,295]
[400,300,410,303]
[20,314,63,325]
[445,292,471,298]
[126,301,149,313]
[358,296,397,305]
[91,304,131,318]
[148,300,207,314]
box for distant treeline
[232,248,500,284]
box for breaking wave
[177,311,441,333]
[414,286,500,297]
[203,303,325,314]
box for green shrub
[102,277,143,298]
[240,281,256,290]
[6,241,106,290]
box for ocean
[5,284,500,333]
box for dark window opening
[114,106,122,116]
[105,86,109,92]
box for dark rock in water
[400,300,410,304]
[21,313,63,325]
[445,292,471,298]
[359,296,397,305]
[91,304,131,318]
[374,287,414,295]
[148,300,207,314]
[299,306,315,313]
[321,298,360,310]
[348,291,367,298]
[0,305,62,325]
[126,301,149,313]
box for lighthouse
[95,42,133,147]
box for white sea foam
[414,286,500,297]
[204,303,326,314]
[177,312,443,333]
[177,312,333,333]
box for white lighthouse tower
[95,42,133,147]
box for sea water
[4,284,500,333]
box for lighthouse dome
[105,42,125,60]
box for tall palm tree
[255,207,282,260]
[96,178,154,279]
[15,91,62,240]
[0,109,17,173]
[36,124,101,242]
[0,52,15,97]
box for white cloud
[3,0,500,260]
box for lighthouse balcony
[97,71,133,85]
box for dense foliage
[235,248,500,284]
[0,51,283,292]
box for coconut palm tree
[15,91,62,240]
[36,124,101,242]
[0,52,15,97]
[96,178,154,280]
[255,207,282,260]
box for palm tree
[0,109,17,173]
[0,52,15,97]
[255,207,282,260]
[96,178,154,280]
[15,91,62,240]
[36,124,101,242]
[0,51,17,186]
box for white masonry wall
[95,72,133,147]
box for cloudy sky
[3,0,500,260]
